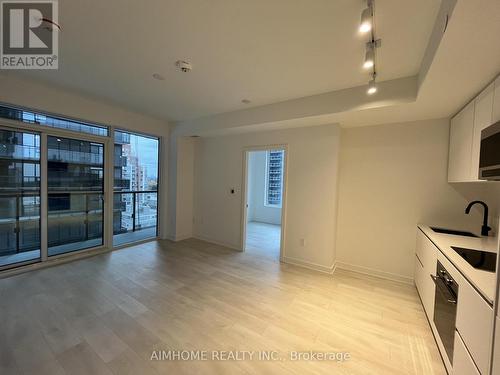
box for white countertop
[418,224,499,304]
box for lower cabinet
[456,277,494,375]
[415,254,435,318]
[415,230,438,319]
[492,317,500,375]
[453,333,481,375]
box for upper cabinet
[470,83,494,180]
[448,76,499,182]
[448,101,475,182]
[494,75,500,123]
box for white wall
[0,73,170,238]
[335,118,499,282]
[193,125,341,273]
[247,151,281,225]
[173,137,196,240]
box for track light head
[367,82,377,95]
[359,6,373,33]
[367,73,377,95]
[363,48,375,69]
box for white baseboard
[165,233,195,242]
[282,256,336,274]
[165,234,176,241]
[193,235,242,251]
[335,261,413,284]
[174,234,192,241]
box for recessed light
[241,99,251,104]
[152,73,165,81]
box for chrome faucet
[465,201,491,237]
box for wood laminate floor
[245,221,281,259]
[0,239,446,375]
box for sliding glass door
[0,129,41,268]
[0,103,162,272]
[47,136,104,256]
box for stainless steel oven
[431,261,459,363]
[479,121,500,180]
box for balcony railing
[0,190,157,257]
[0,192,40,256]
[48,149,104,165]
[0,144,40,160]
[47,191,103,251]
[113,190,158,236]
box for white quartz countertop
[418,224,499,304]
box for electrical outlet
[300,238,306,247]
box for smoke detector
[176,60,192,73]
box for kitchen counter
[418,224,499,304]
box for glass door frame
[0,124,41,270]
[0,118,113,269]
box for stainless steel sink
[430,227,478,238]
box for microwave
[479,121,500,180]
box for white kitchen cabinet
[470,82,494,180]
[493,75,500,124]
[415,255,435,319]
[453,333,480,375]
[493,317,500,375]
[416,230,438,272]
[456,275,494,375]
[414,230,437,319]
[448,100,475,182]
[448,76,500,182]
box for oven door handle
[430,275,457,305]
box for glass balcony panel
[47,135,104,257]
[113,191,157,246]
[47,192,103,256]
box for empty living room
[1,1,500,374]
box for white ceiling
[171,0,500,135]
[15,0,440,122]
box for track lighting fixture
[359,0,380,95]
[367,73,377,95]
[359,0,373,33]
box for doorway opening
[243,148,286,260]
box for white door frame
[240,144,288,262]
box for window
[113,130,159,246]
[0,102,163,272]
[265,150,284,207]
[0,103,108,136]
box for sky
[129,134,159,180]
